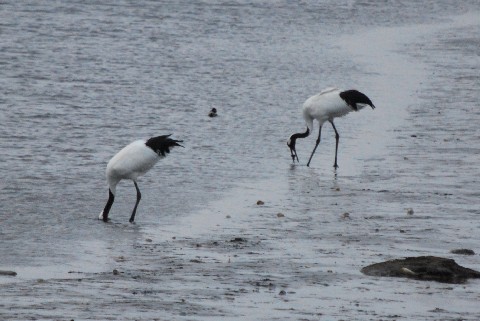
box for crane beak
[288,143,299,163]
[173,141,184,148]
[287,139,299,163]
[291,148,299,163]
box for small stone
[226,215,231,219]
[341,212,350,219]
[400,229,406,233]
[277,213,285,218]
[450,249,475,255]
[406,208,414,215]
[145,238,153,242]
[430,307,446,313]
[113,269,119,275]
[230,237,246,243]
[279,290,286,296]
[256,200,264,205]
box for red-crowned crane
[287,87,375,168]
[99,134,183,223]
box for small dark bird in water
[208,108,217,117]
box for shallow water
[1,1,480,320]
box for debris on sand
[256,200,265,205]
[277,213,285,218]
[230,237,247,243]
[253,278,275,289]
[0,270,17,276]
[361,256,480,284]
[450,249,475,255]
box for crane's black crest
[145,134,183,156]
[339,90,375,111]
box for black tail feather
[339,90,375,110]
[145,135,184,156]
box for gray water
[1,1,480,320]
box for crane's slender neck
[288,127,310,162]
[101,188,115,222]
[292,127,310,141]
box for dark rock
[361,256,480,284]
[0,270,17,276]
[450,249,475,255]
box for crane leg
[330,121,340,169]
[307,126,322,167]
[129,181,142,223]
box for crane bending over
[99,134,183,223]
[287,87,375,168]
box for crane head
[287,128,309,163]
[287,136,299,163]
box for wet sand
[2,10,480,321]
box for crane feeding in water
[287,87,375,168]
[99,134,183,223]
